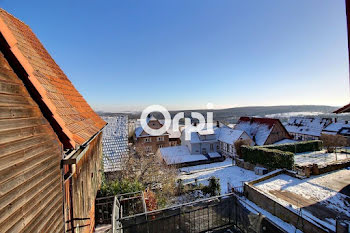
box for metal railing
[95,196,115,224]
[112,193,288,233]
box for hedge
[260,140,323,153]
[241,146,294,169]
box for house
[158,123,255,166]
[322,119,350,135]
[0,9,106,233]
[180,125,221,155]
[167,125,182,146]
[322,119,350,144]
[134,115,170,154]
[218,127,254,157]
[159,119,182,146]
[234,117,291,145]
[101,116,129,178]
[285,117,332,141]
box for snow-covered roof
[135,126,143,137]
[188,126,221,143]
[339,127,350,135]
[102,115,128,138]
[102,115,129,172]
[234,118,274,146]
[217,128,245,145]
[322,121,350,135]
[285,117,332,137]
[159,146,208,165]
[198,130,215,136]
[102,136,129,172]
[208,152,221,158]
[273,139,298,145]
[167,125,182,138]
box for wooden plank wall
[72,132,103,233]
[0,48,64,232]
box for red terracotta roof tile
[333,103,350,114]
[238,117,281,129]
[0,9,106,149]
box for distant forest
[98,105,350,124]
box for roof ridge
[0,8,106,149]
[0,8,30,27]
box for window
[210,144,214,152]
[145,146,152,153]
[158,145,163,148]
[144,138,151,143]
[157,136,164,142]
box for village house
[285,116,332,141]
[234,117,292,145]
[218,127,254,157]
[180,124,221,156]
[0,9,106,233]
[134,115,170,154]
[322,119,350,144]
[158,119,182,146]
[157,122,256,166]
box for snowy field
[294,150,349,166]
[254,169,350,231]
[178,159,260,194]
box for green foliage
[201,176,221,197]
[241,146,294,169]
[99,179,144,197]
[260,140,323,153]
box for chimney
[216,121,220,127]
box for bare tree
[120,150,178,207]
[320,134,347,154]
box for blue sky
[2,0,349,111]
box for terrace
[244,169,350,232]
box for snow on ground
[273,139,297,145]
[178,159,260,194]
[264,112,323,118]
[180,159,233,173]
[254,170,350,230]
[294,150,349,166]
